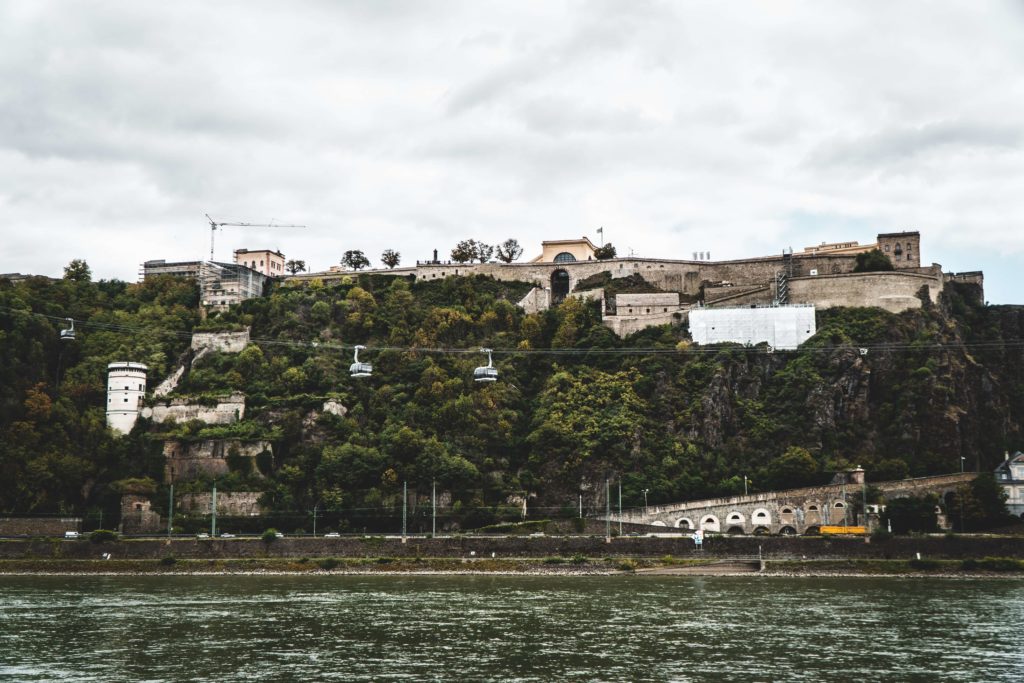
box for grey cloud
[807,120,1024,170]
[517,97,654,137]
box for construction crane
[204,214,305,262]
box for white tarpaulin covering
[689,305,816,350]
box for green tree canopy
[853,249,894,273]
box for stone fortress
[116,229,989,533]
[291,230,985,338]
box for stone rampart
[603,310,685,337]
[616,292,679,312]
[191,329,250,353]
[164,439,271,482]
[517,287,549,314]
[789,271,942,313]
[144,393,246,425]
[179,492,264,516]
[704,285,773,308]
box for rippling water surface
[1,574,1022,682]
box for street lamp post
[960,456,966,532]
[743,476,748,496]
[642,489,649,516]
[618,482,622,537]
[167,483,174,537]
[210,480,217,537]
[312,503,319,537]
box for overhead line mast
[204,213,305,262]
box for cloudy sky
[1,1,1022,302]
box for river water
[1,574,1022,682]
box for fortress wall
[704,286,774,308]
[191,329,251,353]
[617,293,680,309]
[163,439,272,483]
[144,393,246,425]
[788,271,942,313]
[603,310,684,337]
[179,492,264,516]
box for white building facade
[106,362,148,435]
[995,452,1024,518]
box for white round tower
[106,362,148,435]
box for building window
[553,252,576,263]
[884,244,890,252]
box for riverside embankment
[2,533,1023,563]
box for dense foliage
[2,266,1022,531]
[0,270,198,517]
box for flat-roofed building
[234,248,286,277]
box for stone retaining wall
[191,329,251,353]
[144,393,246,425]
[163,439,271,481]
[0,518,82,536]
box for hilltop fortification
[288,230,983,336]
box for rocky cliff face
[671,291,1024,481]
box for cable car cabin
[349,345,372,378]
[349,361,373,378]
[474,365,498,382]
[60,318,75,341]
[474,348,498,383]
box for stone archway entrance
[551,269,570,304]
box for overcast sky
[1,1,1022,302]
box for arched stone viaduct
[603,472,974,535]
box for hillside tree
[853,249,895,273]
[496,238,524,263]
[63,259,92,282]
[341,250,370,271]
[381,249,401,269]
[284,259,306,275]
[451,239,479,264]
[594,243,617,260]
[476,243,494,263]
